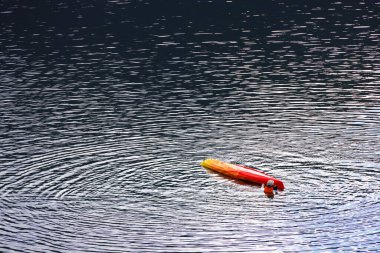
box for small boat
[200,158,285,190]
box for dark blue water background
[1,0,379,252]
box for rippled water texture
[1,1,379,252]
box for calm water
[1,1,379,252]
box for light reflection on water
[0,0,379,252]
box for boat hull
[201,159,285,190]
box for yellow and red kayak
[200,158,285,190]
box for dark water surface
[1,1,379,252]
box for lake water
[1,0,379,252]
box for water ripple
[1,0,379,252]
